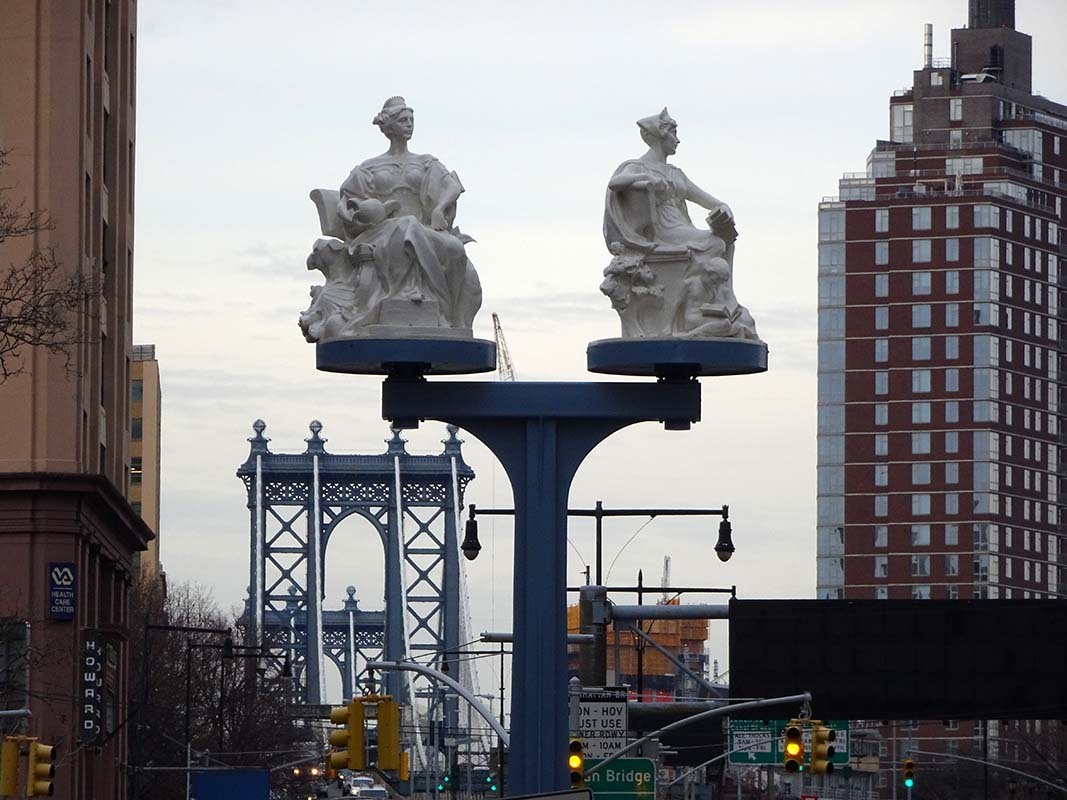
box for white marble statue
[600,108,759,341]
[300,96,482,342]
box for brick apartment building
[817,0,1066,794]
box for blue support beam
[381,379,701,795]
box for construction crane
[491,312,516,382]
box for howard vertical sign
[81,631,105,744]
[575,687,628,758]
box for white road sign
[575,688,628,758]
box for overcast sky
[132,1,1067,702]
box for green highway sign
[585,758,655,800]
[727,719,849,766]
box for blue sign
[48,562,76,620]
[190,769,270,800]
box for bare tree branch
[0,147,98,382]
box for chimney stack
[923,23,933,68]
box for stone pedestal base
[587,337,768,379]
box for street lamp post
[134,623,228,800]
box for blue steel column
[305,485,324,704]
[380,380,701,794]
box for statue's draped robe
[340,154,480,328]
[603,160,725,257]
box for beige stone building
[130,343,163,584]
[0,2,150,798]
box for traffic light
[810,723,837,775]
[27,739,57,797]
[568,738,585,787]
[0,737,18,796]
[437,774,452,792]
[783,720,804,773]
[328,698,365,771]
[485,773,497,792]
[903,758,916,788]
[377,695,401,770]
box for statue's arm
[683,175,727,212]
[608,163,654,192]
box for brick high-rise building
[0,2,150,798]
[817,0,1066,793]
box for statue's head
[637,108,679,155]
[701,257,731,285]
[373,96,414,141]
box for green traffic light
[437,785,445,792]
[490,785,497,792]
[904,778,914,788]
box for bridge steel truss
[237,420,473,708]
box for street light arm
[585,693,811,777]
[907,748,1067,795]
[366,660,509,746]
[667,735,780,786]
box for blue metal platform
[587,337,768,378]
[316,337,497,376]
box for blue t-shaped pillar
[381,379,702,794]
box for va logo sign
[51,566,75,586]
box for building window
[875,525,888,547]
[874,434,888,456]
[912,207,932,230]
[132,417,143,440]
[875,339,889,362]
[875,495,888,517]
[875,306,889,330]
[875,241,889,265]
[949,98,963,121]
[875,555,889,577]
[875,404,889,425]
[912,370,931,393]
[131,379,143,402]
[945,368,960,392]
[912,432,931,454]
[912,402,931,423]
[911,554,931,576]
[946,205,959,229]
[945,524,959,545]
[875,371,889,395]
[945,335,959,359]
[974,204,1000,229]
[912,239,932,263]
[912,585,932,599]
[912,495,931,516]
[946,303,959,327]
[912,464,931,485]
[874,464,889,486]
[946,239,960,262]
[945,493,959,514]
[945,401,959,423]
[912,271,932,295]
[912,305,931,328]
[946,431,959,452]
[130,457,142,485]
[912,337,931,361]
[875,274,889,297]
[911,524,931,545]
[875,208,889,232]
